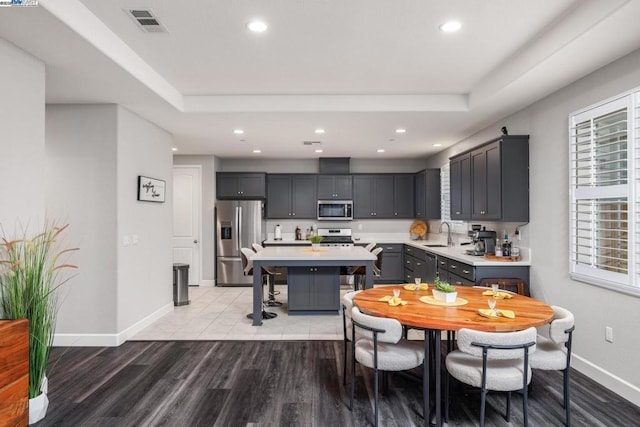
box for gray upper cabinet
[267,174,317,219]
[450,135,529,222]
[354,174,413,219]
[216,172,266,199]
[393,174,415,218]
[317,175,353,199]
[450,154,472,220]
[414,169,441,219]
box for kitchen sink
[423,244,447,247]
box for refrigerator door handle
[236,206,242,251]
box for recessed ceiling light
[233,129,244,134]
[440,21,461,33]
[377,149,386,153]
[171,147,178,152]
[247,20,268,33]
[395,128,406,134]
[315,129,325,134]
[315,149,323,153]
[433,143,442,147]
[252,149,261,154]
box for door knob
[194,240,199,244]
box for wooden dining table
[353,285,554,427]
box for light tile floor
[131,285,349,341]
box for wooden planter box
[0,319,29,425]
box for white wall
[426,47,640,405]
[117,106,173,331]
[46,105,174,345]
[0,39,45,228]
[45,105,119,335]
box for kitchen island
[250,246,376,326]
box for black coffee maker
[466,228,497,256]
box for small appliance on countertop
[274,224,282,240]
[466,229,497,256]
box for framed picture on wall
[137,175,166,203]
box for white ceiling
[1,0,640,159]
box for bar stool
[251,243,282,307]
[241,247,277,320]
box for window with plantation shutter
[440,163,451,222]
[569,90,639,295]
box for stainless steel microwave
[317,200,353,221]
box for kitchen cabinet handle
[462,269,470,274]
[455,211,461,215]
[450,265,456,269]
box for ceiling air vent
[126,9,168,33]
[303,141,322,145]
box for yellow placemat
[403,283,429,291]
[419,296,468,307]
[302,248,328,253]
[481,290,514,299]
[378,296,407,306]
[478,308,516,319]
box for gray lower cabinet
[437,255,530,292]
[287,266,340,312]
[403,245,437,283]
[374,244,403,283]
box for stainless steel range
[317,228,354,247]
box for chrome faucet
[439,221,453,246]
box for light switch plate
[123,235,130,246]
[605,326,613,343]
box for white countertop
[262,236,529,266]
[402,239,530,266]
[252,245,376,261]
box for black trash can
[173,263,190,306]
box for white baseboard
[572,352,640,407]
[198,279,215,287]
[53,302,174,347]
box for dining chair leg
[343,338,348,385]
[480,387,487,427]
[373,337,379,427]
[506,391,512,422]
[349,332,356,411]
[564,367,571,426]
[523,385,529,427]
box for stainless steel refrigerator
[215,200,265,286]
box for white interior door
[173,165,202,285]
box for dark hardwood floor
[36,340,639,426]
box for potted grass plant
[309,235,323,251]
[432,277,457,303]
[0,223,77,424]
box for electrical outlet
[132,234,139,245]
[358,223,363,230]
[123,235,130,246]
[605,326,614,343]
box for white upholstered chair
[529,306,575,426]
[341,290,361,385]
[364,242,377,252]
[445,327,537,427]
[349,306,424,427]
